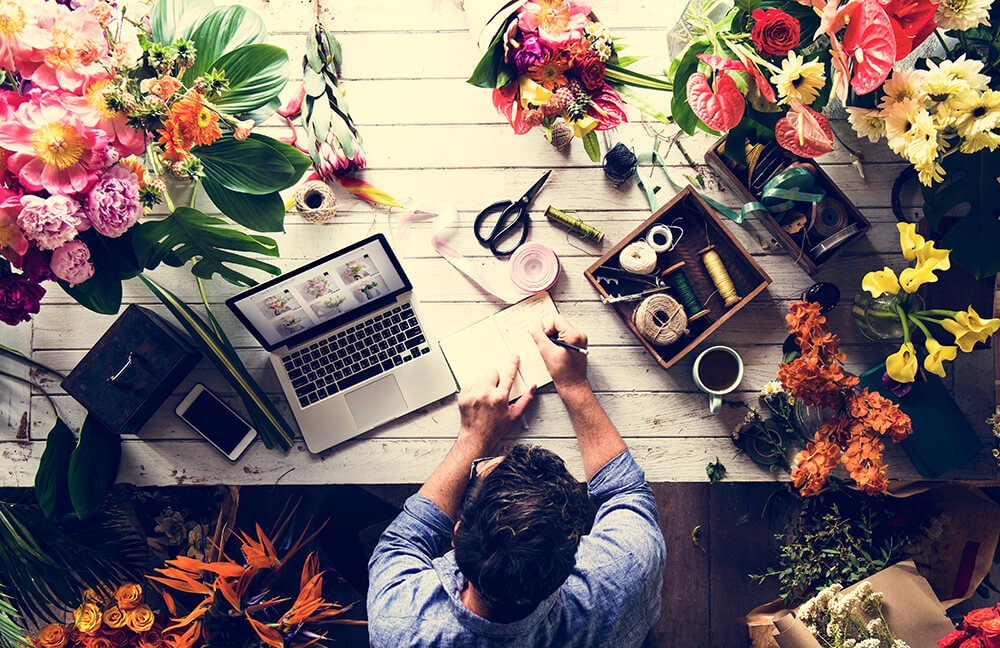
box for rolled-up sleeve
[367,494,453,619]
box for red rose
[942,631,971,648]
[575,53,606,92]
[981,618,1000,648]
[961,639,985,648]
[751,8,800,57]
[966,608,1000,634]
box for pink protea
[0,185,28,258]
[66,78,146,157]
[0,90,109,195]
[0,0,48,75]
[518,0,592,47]
[27,2,110,93]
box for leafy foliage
[0,590,27,648]
[706,457,727,483]
[182,4,266,84]
[467,15,517,89]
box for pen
[547,333,589,355]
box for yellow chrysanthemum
[915,159,946,185]
[922,63,973,107]
[878,68,927,110]
[937,55,991,91]
[771,52,826,105]
[936,0,992,30]
[847,107,885,143]
[905,116,943,167]
[959,129,1000,153]
[953,90,1000,138]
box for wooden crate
[704,136,870,274]
[584,186,772,370]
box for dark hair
[454,444,589,612]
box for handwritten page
[439,292,557,401]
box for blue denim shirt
[367,450,666,647]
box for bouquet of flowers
[467,0,671,160]
[779,300,912,496]
[796,582,910,648]
[30,583,178,648]
[937,605,1000,648]
[855,222,1000,383]
[0,0,310,324]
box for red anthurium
[776,102,834,157]
[843,0,897,94]
[696,53,748,72]
[741,55,777,103]
[878,0,937,59]
[492,84,532,135]
[687,71,745,131]
[587,84,628,130]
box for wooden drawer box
[704,136,870,274]
[584,186,772,370]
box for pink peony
[67,78,146,157]
[518,0,592,47]
[0,90,109,195]
[84,164,140,237]
[17,194,87,250]
[27,2,110,92]
[0,0,49,75]
[0,185,28,257]
[0,273,44,326]
[50,239,93,286]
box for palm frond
[0,589,29,648]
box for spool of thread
[545,206,604,243]
[294,181,338,224]
[603,142,638,185]
[645,224,674,253]
[699,246,741,308]
[509,242,560,293]
[667,268,704,316]
[619,241,657,275]
[632,294,688,346]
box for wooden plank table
[1,0,996,486]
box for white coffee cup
[692,346,744,414]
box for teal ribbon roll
[743,166,826,223]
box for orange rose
[126,605,155,633]
[86,637,112,648]
[74,603,102,635]
[113,584,142,611]
[102,606,126,629]
[137,629,163,648]
[36,624,69,648]
[981,617,1000,648]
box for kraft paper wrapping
[765,562,957,648]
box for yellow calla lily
[923,339,957,377]
[518,76,552,108]
[569,115,599,138]
[940,307,1000,352]
[861,267,900,298]
[886,342,918,383]
[897,222,926,261]
[899,259,940,293]
[914,239,951,273]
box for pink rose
[85,164,141,238]
[50,240,94,286]
[18,195,88,251]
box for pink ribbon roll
[509,242,560,293]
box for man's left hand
[457,354,536,452]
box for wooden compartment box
[704,136,870,274]
[584,186,772,370]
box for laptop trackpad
[345,375,407,431]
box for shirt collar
[432,552,559,638]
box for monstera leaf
[133,207,281,287]
[183,4,266,84]
[922,148,1000,279]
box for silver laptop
[226,233,457,453]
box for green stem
[913,314,947,326]
[908,315,934,342]
[0,344,65,379]
[934,29,953,57]
[0,370,59,418]
[915,309,958,317]
[959,31,971,55]
[896,305,910,345]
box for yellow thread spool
[545,206,605,243]
[699,245,740,308]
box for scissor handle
[474,200,530,256]
[474,200,510,245]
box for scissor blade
[521,170,551,203]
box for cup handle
[709,393,721,415]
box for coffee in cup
[692,346,744,414]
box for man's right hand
[529,315,589,392]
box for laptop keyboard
[280,303,433,408]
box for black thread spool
[603,142,638,186]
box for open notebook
[439,292,557,400]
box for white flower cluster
[583,22,612,62]
[936,0,993,30]
[759,380,786,397]
[797,581,900,648]
[847,56,1000,186]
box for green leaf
[247,133,311,185]
[197,135,296,194]
[706,457,727,483]
[34,419,75,522]
[139,275,295,450]
[58,229,140,315]
[605,63,673,91]
[582,130,601,162]
[202,178,285,232]
[132,207,281,287]
[67,416,120,520]
[467,16,513,89]
[670,41,712,135]
[150,0,214,44]
[183,4,266,84]
[212,44,289,115]
[616,85,672,125]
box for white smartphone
[175,384,257,461]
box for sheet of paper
[492,292,555,393]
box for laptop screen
[226,234,411,351]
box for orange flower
[528,52,571,90]
[161,621,200,648]
[790,439,841,496]
[86,637,113,648]
[137,629,164,648]
[100,627,130,647]
[120,158,147,190]
[240,524,280,569]
[102,606,126,629]
[246,617,283,648]
[127,604,156,633]
[114,584,143,611]
[36,624,69,648]
[170,93,221,147]
[157,118,190,163]
[75,603,102,634]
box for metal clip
[108,352,135,383]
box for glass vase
[850,292,923,341]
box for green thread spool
[668,269,704,316]
[545,206,605,243]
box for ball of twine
[549,120,573,151]
[619,241,658,275]
[294,180,338,224]
[632,294,688,346]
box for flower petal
[862,267,900,297]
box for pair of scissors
[474,171,551,257]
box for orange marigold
[170,93,221,147]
